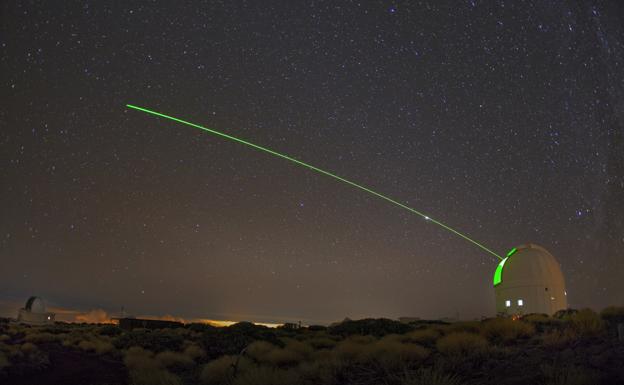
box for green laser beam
[126,103,503,261]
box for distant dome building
[494,244,567,315]
[17,296,55,325]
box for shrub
[78,339,115,355]
[328,318,412,337]
[124,346,158,370]
[0,334,9,342]
[24,332,59,344]
[129,368,183,385]
[436,332,488,358]
[306,336,336,349]
[183,344,205,360]
[155,350,194,370]
[115,329,185,352]
[265,346,304,366]
[200,355,253,385]
[363,338,430,370]
[0,351,10,370]
[232,365,299,385]
[397,367,463,385]
[245,340,276,363]
[98,324,123,337]
[404,328,440,345]
[541,364,599,385]
[541,329,578,348]
[21,342,38,353]
[333,336,375,361]
[481,318,535,343]
[569,309,605,337]
[600,306,624,324]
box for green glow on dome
[493,257,508,286]
[126,103,503,261]
[506,247,518,258]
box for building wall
[495,284,567,315]
[17,309,55,325]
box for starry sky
[1,1,623,324]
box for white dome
[25,296,47,313]
[494,243,567,315]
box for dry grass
[481,318,535,343]
[436,332,489,357]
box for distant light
[517,299,524,306]
[424,216,430,220]
[47,316,51,320]
[564,291,567,296]
[550,296,555,301]
[505,300,511,307]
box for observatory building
[494,243,567,315]
[17,296,55,325]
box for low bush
[78,339,115,354]
[481,318,535,343]
[329,318,412,337]
[232,365,299,385]
[404,328,440,346]
[363,338,430,370]
[569,309,605,338]
[24,332,60,344]
[436,332,488,358]
[306,336,336,349]
[0,351,10,370]
[183,344,205,360]
[129,368,183,385]
[397,367,463,385]
[124,346,158,370]
[541,364,599,385]
[200,355,253,385]
[21,342,38,354]
[155,350,194,370]
[600,306,624,325]
[115,329,185,352]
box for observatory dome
[493,243,567,315]
[17,296,55,325]
[25,296,47,313]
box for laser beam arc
[126,103,503,261]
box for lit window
[518,299,524,306]
[505,300,511,307]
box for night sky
[1,1,623,324]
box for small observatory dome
[25,296,47,313]
[494,243,567,315]
[17,296,55,325]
